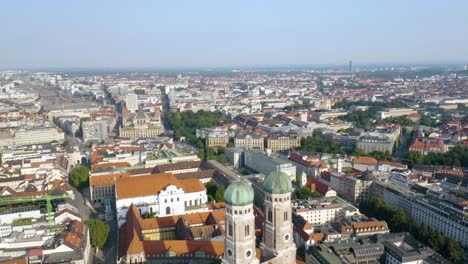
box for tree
[197,149,205,160]
[205,181,217,197]
[407,151,424,166]
[70,166,90,188]
[85,219,110,250]
[296,187,321,199]
[352,148,365,157]
[141,212,156,219]
[359,198,465,263]
[443,238,464,263]
[215,185,225,202]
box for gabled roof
[115,173,180,199]
[307,177,332,196]
[54,208,81,220]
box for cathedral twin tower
[223,172,296,264]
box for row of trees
[406,146,468,167]
[359,198,464,263]
[165,110,231,143]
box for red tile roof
[307,177,332,196]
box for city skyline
[1,0,468,69]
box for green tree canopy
[295,187,321,200]
[406,146,468,167]
[359,198,464,263]
[85,219,110,249]
[70,166,90,188]
[165,110,231,143]
[215,185,225,202]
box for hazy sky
[1,0,468,68]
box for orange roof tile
[354,156,378,165]
[92,162,130,171]
[115,173,204,199]
[142,240,224,257]
[90,173,129,187]
[352,220,387,231]
[0,258,28,264]
[179,178,206,193]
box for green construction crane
[0,193,68,225]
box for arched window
[166,206,171,215]
[228,222,233,237]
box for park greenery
[292,187,321,200]
[406,146,468,167]
[196,139,227,164]
[205,181,225,203]
[69,166,90,188]
[85,219,110,250]
[334,99,411,129]
[299,134,344,154]
[165,110,231,143]
[359,198,464,263]
[299,134,396,161]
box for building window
[166,207,171,215]
[268,209,272,222]
[228,222,233,237]
[245,225,250,237]
[284,211,288,221]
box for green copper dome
[263,171,292,194]
[224,181,254,206]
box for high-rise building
[349,60,353,72]
[125,94,139,112]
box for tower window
[228,222,233,237]
[284,211,288,221]
[268,210,272,222]
[245,225,250,237]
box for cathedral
[222,171,297,264]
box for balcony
[185,204,208,211]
